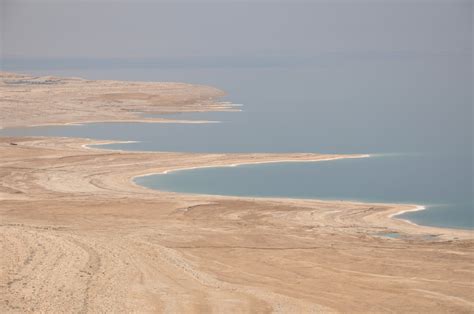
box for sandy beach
[1,72,473,313]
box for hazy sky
[1,0,472,59]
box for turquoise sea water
[134,156,472,229]
[2,55,472,229]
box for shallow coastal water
[134,156,472,229]
[2,55,472,229]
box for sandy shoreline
[84,140,425,230]
[138,154,371,176]
[389,205,426,221]
[80,138,428,230]
[1,72,473,313]
[89,140,431,230]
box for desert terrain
[1,72,473,313]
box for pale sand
[0,72,473,313]
[0,71,231,129]
[139,154,370,176]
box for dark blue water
[1,55,472,229]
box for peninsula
[1,72,472,313]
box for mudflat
[1,72,473,313]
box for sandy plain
[0,72,473,313]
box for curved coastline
[130,154,436,230]
[50,137,461,232]
[59,131,452,233]
[389,205,427,224]
[3,124,463,235]
[2,72,473,312]
[0,69,463,233]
